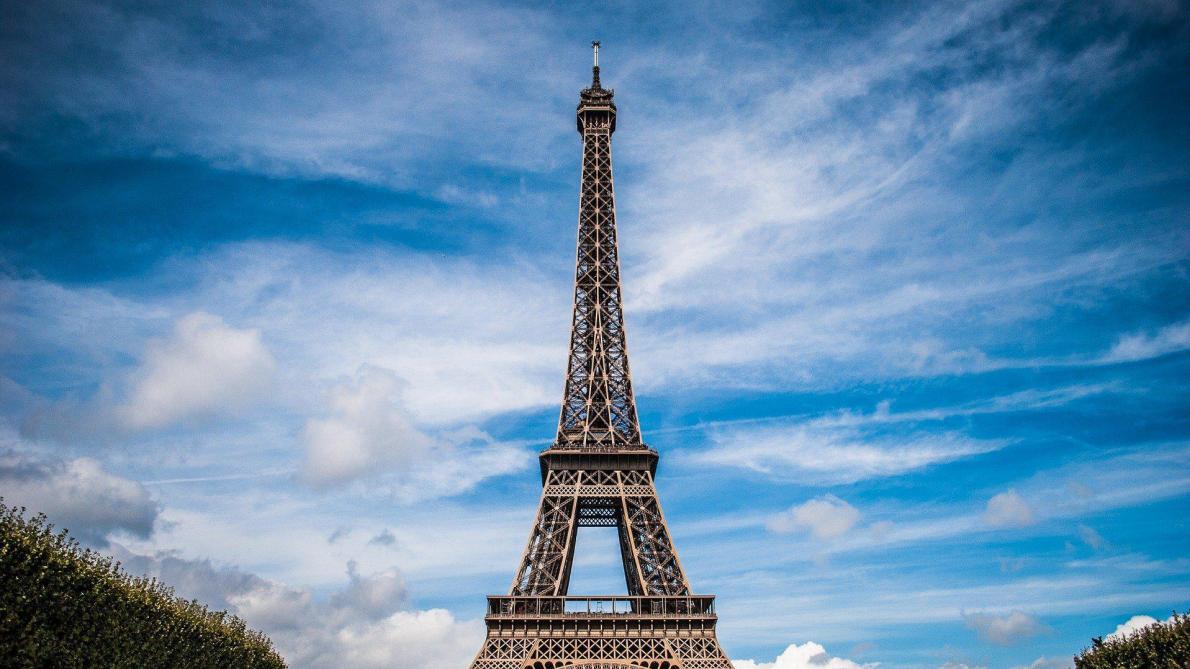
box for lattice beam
[552,49,643,453]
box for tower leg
[510,470,580,596]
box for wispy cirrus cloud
[678,380,1153,485]
[697,423,1004,484]
[617,0,1189,392]
[1103,320,1190,363]
[0,1,573,186]
[676,441,1190,581]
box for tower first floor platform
[469,595,733,669]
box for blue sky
[1,1,1188,668]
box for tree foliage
[0,499,286,668]
[1075,612,1190,669]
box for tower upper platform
[577,40,616,133]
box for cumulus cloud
[0,448,157,543]
[117,312,275,430]
[302,366,433,487]
[733,641,876,669]
[110,544,481,669]
[110,544,267,612]
[1105,614,1173,641]
[984,490,1035,528]
[300,366,529,495]
[330,560,407,620]
[230,571,480,669]
[317,608,480,669]
[768,495,861,540]
[962,610,1049,645]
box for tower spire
[591,40,601,89]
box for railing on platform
[486,595,715,618]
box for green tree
[1075,612,1190,669]
[0,499,286,669]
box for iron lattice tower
[468,43,733,669]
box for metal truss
[469,45,731,669]
[470,636,734,669]
[511,469,689,597]
[554,47,642,452]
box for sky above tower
[1,2,1188,669]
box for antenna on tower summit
[590,40,602,89]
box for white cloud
[1076,524,1105,550]
[962,610,1048,645]
[301,365,529,495]
[1105,614,1171,641]
[615,0,1186,394]
[3,0,1184,418]
[984,490,1035,528]
[1103,320,1190,363]
[330,560,407,620]
[302,366,432,487]
[111,544,266,613]
[733,641,876,669]
[229,572,482,669]
[226,578,314,632]
[111,543,482,669]
[684,385,1116,484]
[321,608,480,669]
[2,242,565,434]
[698,421,1005,484]
[182,242,564,425]
[768,495,861,540]
[117,312,275,430]
[939,663,986,669]
[1,1,570,186]
[0,445,157,543]
[690,441,1190,578]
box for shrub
[1075,612,1190,669]
[0,499,286,669]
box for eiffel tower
[468,43,733,669]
